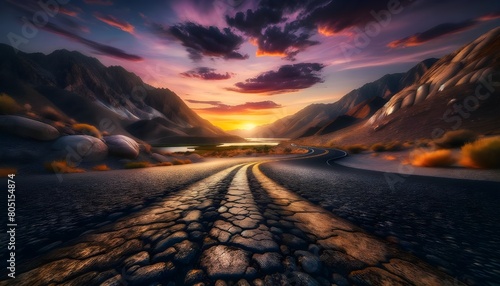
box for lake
[157,138,290,153]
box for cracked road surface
[0,150,466,286]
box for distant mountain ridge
[296,27,500,146]
[0,44,240,144]
[230,58,437,139]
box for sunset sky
[1,0,499,130]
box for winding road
[1,148,500,285]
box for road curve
[261,147,500,285]
[0,149,466,286]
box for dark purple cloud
[43,23,143,61]
[180,67,233,80]
[304,0,415,35]
[227,63,325,94]
[165,22,248,61]
[84,0,113,6]
[226,0,416,60]
[388,12,500,48]
[388,20,477,48]
[226,7,283,37]
[187,99,282,114]
[256,25,319,60]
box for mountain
[298,27,500,146]
[231,58,437,139]
[0,44,240,144]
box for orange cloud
[59,7,79,17]
[318,25,335,37]
[94,13,135,34]
[256,49,287,57]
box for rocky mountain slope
[232,58,437,139]
[0,44,239,144]
[298,27,500,146]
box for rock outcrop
[52,135,108,162]
[369,27,500,127]
[0,115,60,141]
[104,135,140,159]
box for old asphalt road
[3,148,493,285]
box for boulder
[152,153,170,163]
[104,135,140,159]
[414,83,430,104]
[52,135,108,162]
[401,91,416,108]
[0,115,60,141]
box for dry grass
[199,146,306,158]
[72,123,102,139]
[124,161,151,169]
[382,155,397,161]
[40,107,65,122]
[172,159,192,165]
[0,168,17,177]
[460,136,500,169]
[0,93,22,115]
[343,144,367,154]
[140,142,152,154]
[370,143,386,152]
[435,129,478,149]
[45,160,85,173]
[370,141,403,152]
[92,164,111,171]
[410,149,456,167]
[156,162,173,167]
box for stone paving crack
[253,163,463,286]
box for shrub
[92,164,110,171]
[255,145,271,154]
[460,136,500,168]
[72,123,102,139]
[156,162,173,167]
[140,142,152,154]
[371,143,386,152]
[386,141,402,151]
[45,160,85,173]
[0,93,22,115]
[435,129,478,148]
[40,107,65,122]
[410,149,456,167]
[124,161,151,169]
[0,168,17,177]
[172,159,192,165]
[344,144,367,154]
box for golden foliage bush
[344,144,367,154]
[0,93,22,115]
[72,123,102,139]
[124,161,151,169]
[156,162,173,167]
[172,159,192,165]
[45,160,85,173]
[0,168,17,177]
[460,136,500,169]
[92,164,111,171]
[410,149,456,167]
[435,129,478,148]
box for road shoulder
[334,151,500,182]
